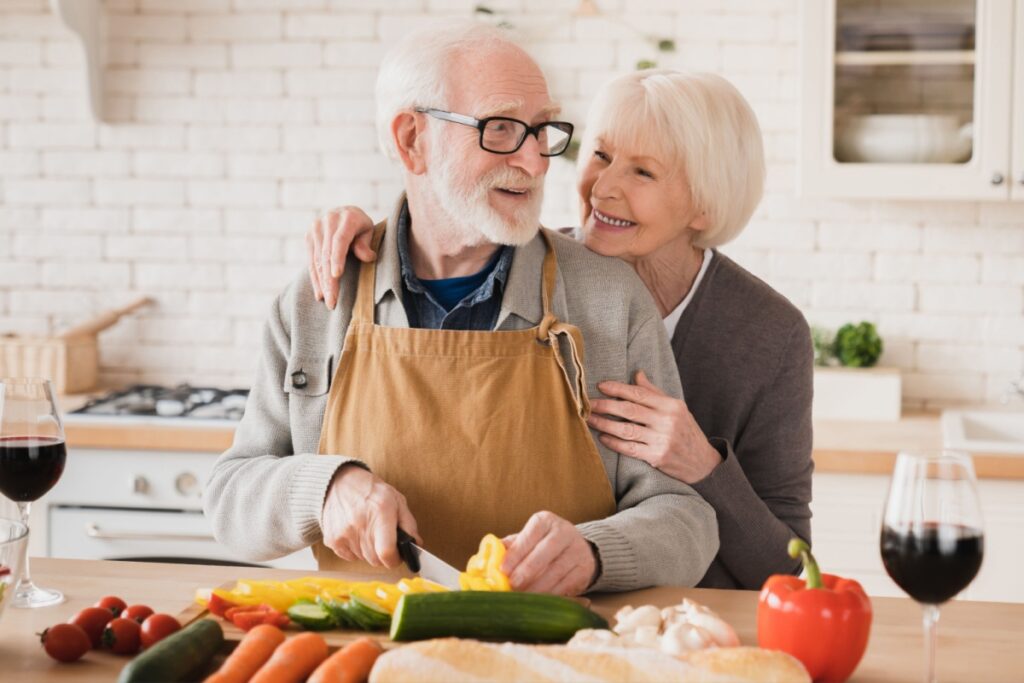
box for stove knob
[175,472,200,497]
[132,475,150,495]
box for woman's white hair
[580,69,766,249]
[374,20,525,160]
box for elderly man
[204,21,717,595]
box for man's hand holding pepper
[501,511,599,596]
[320,464,421,568]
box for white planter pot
[813,367,902,422]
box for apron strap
[353,224,388,324]
[535,230,590,419]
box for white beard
[428,145,544,248]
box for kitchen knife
[396,528,461,590]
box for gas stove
[64,384,249,426]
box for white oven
[39,444,315,570]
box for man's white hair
[580,69,766,249]
[375,20,525,160]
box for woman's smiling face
[576,136,705,263]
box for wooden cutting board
[175,581,402,651]
[175,581,596,651]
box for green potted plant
[812,321,901,421]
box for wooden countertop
[1,558,1021,682]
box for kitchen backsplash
[0,0,1021,408]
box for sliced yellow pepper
[459,533,511,591]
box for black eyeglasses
[415,107,574,157]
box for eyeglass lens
[481,119,571,156]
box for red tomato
[68,606,115,648]
[122,604,154,623]
[40,623,91,663]
[95,595,127,617]
[140,614,181,649]
[102,617,141,656]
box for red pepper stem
[788,538,822,589]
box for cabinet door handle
[991,172,1005,186]
[1019,172,1024,186]
[85,522,215,542]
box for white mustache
[483,169,542,193]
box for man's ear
[392,111,429,175]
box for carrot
[204,624,286,683]
[250,631,329,683]
[308,637,384,683]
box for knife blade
[396,528,461,590]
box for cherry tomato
[140,613,181,649]
[102,617,141,656]
[68,606,115,648]
[122,604,154,623]
[95,595,127,617]
[40,623,91,663]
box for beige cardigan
[203,197,718,592]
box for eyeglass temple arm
[414,107,480,128]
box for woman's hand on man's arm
[587,370,722,485]
[305,206,378,309]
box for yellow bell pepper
[459,533,511,591]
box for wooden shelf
[836,49,976,66]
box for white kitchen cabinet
[812,471,1024,603]
[800,0,1024,200]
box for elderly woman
[306,69,813,590]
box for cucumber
[287,601,336,631]
[320,598,359,630]
[117,618,224,683]
[343,594,391,631]
[389,591,609,643]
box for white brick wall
[0,0,1021,408]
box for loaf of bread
[369,638,810,683]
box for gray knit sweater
[678,250,815,590]
[203,200,719,592]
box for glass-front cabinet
[800,0,1024,200]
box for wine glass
[880,450,984,683]
[0,378,67,608]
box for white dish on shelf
[834,114,973,163]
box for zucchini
[117,618,224,683]
[389,591,608,643]
[320,598,359,630]
[343,594,392,631]
[287,601,336,631]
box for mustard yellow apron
[314,226,616,572]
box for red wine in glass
[880,523,984,605]
[0,378,67,608]
[0,436,67,503]
[880,450,984,683]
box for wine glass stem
[14,501,36,593]
[923,603,940,683]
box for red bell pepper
[207,592,238,618]
[758,539,872,683]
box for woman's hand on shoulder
[587,370,722,485]
[305,206,377,309]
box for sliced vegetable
[459,534,511,591]
[225,603,290,631]
[342,594,391,632]
[249,631,329,683]
[117,619,224,683]
[207,592,238,617]
[320,598,359,630]
[40,623,91,663]
[203,623,285,683]
[287,602,336,631]
[390,591,608,643]
[308,636,383,683]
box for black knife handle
[396,527,420,572]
